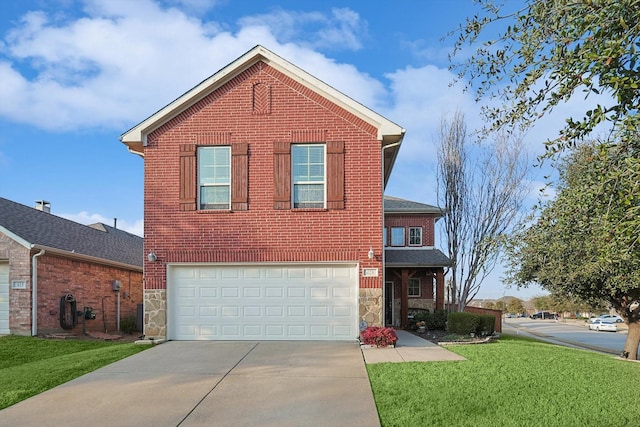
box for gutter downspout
[31,248,45,336]
[381,141,402,326]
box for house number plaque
[11,280,27,289]
[362,268,379,277]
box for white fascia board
[0,226,31,249]
[120,45,405,145]
[30,244,142,272]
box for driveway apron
[0,341,380,427]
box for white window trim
[408,278,421,297]
[292,143,326,209]
[409,227,422,246]
[198,146,231,210]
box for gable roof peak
[120,44,405,154]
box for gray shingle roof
[0,197,143,268]
[385,248,451,267]
[384,196,443,215]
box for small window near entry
[198,146,231,210]
[408,278,421,297]
[391,227,404,246]
[409,227,422,246]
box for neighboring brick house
[383,196,450,328]
[121,45,448,341]
[0,198,143,336]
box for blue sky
[0,0,563,299]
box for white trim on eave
[29,244,142,272]
[0,226,32,249]
[120,45,405,148]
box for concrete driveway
[0,341,380,427]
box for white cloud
[238,7,366,51]
[0,1,372,131]
[61,211,144,237]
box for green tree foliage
[505,297,525,314]
[451,0,640,153]
[533,293,605,315]
[505,142,640,359]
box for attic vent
[252,82,271,114]
[34,200,51,213]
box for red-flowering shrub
[360,326,398,348]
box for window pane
[408,278,420,297]
[198,146,231,210]
[391,227,404,246]
[200,186,230,209]
[199,147,230,184]
[409,227,422,245]
[292,144,325,207]
[294,184,324,208]
[292,144,324,182]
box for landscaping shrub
[448,312,480,335]
[477,314,495,336]
[408,309,447,331]
[120,316,138,334]
[426,309,448,330]
[360,327,398,347]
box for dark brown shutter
[179,144,197,211]
[273,141,291,209]
[231,142,248,211]
[326,141,345,210]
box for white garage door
[0,262,9,335]
[168,264,358,341]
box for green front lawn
[368,335,640,427]
[0,335,148,410]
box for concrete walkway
[362,330,466,363]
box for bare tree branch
[437,111,529,311]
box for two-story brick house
[121,45,447,341]
[383,196,450,328]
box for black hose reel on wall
[59,293,77,329]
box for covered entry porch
[384,249,450,328]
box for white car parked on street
[588,319,618,332]
[596,314,624,323]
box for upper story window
[409,227,422,246]
[292,144,325,208]
[391,227,404,246]
[408,278,421,297]
[383,227,388,246]
[198,146,231,210]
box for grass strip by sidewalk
[368,335,640,427]
[0,335,148,410]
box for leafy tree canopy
[451,0,640,154]
[505,141,640,357]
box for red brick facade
[143,61,385,292]
[35,254,143,335]
[384,216,437,247]
[1,233,142,335]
